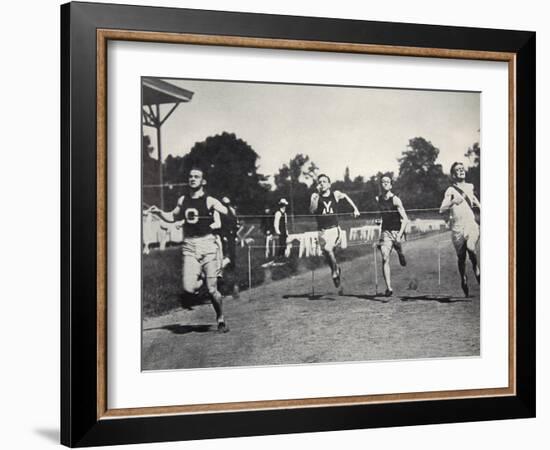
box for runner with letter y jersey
[310,173,360,291]
[148,167,234,333]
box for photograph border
[61,1,535,446]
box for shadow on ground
[344,293,391,303]
[282,292,336,301]
[144,324,214,334]
[400,294,471,303]
[176,291,217,311]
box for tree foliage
[273,154,319,216]
[170,132,270,214]
[274,154,318,191]
[344,166,351,185]
[143,131,479,219]
[397,137,449,209]
[465,142,480,196]
[142,135,161,207]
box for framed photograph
[61,1,535,447]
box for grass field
[142,236,377,317]
[142,231,480,370]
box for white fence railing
[143,214,447,256]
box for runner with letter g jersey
[176,194,214,237]
[148,167,234,333]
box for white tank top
[446,185,477,231]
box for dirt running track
[142,232,480,370]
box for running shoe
[461,276,470,297]
[333,267,342,288]
[384,289,393,297]
[395,243,406,266]
[217,321,229,333]
[397,250,407,267]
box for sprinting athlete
[149,167,233,333]
[439,161,481,297]
[310,174,360,291]
[376,174,409,297]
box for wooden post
[437,235,441,289]
[248,245,252,293]
[373,244,378,295]
[155,104,164,211]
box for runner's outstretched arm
[335,191,360,217]
[148,203,180,223]
[207,197,231,216]
[439,188,462,214]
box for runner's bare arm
[309,192,319,214]
[207,197,229,215]
[148,199,181,223]
[439,188,462,213]
[393,196,409,240]
[439,188,453,213]
[335,190,360,217]
[211,210,221,230]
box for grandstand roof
[142,78,194,105]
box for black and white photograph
[141,77,482,370]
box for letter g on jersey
[184,208,199,224]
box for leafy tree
[142,134,161,206]
[397,137,448,209]
[344,166,352,185]
[273,154,319,219]
[160,154,188,208]
[162,132,270,214]
[352,175,365,189]
[274,154,318,191]
[332,166,354,192]
[465,142,480,196]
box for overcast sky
[143,78,480,186]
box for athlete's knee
[208,286,222,301]
[182,278,201,294]
[182,284,197,295]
